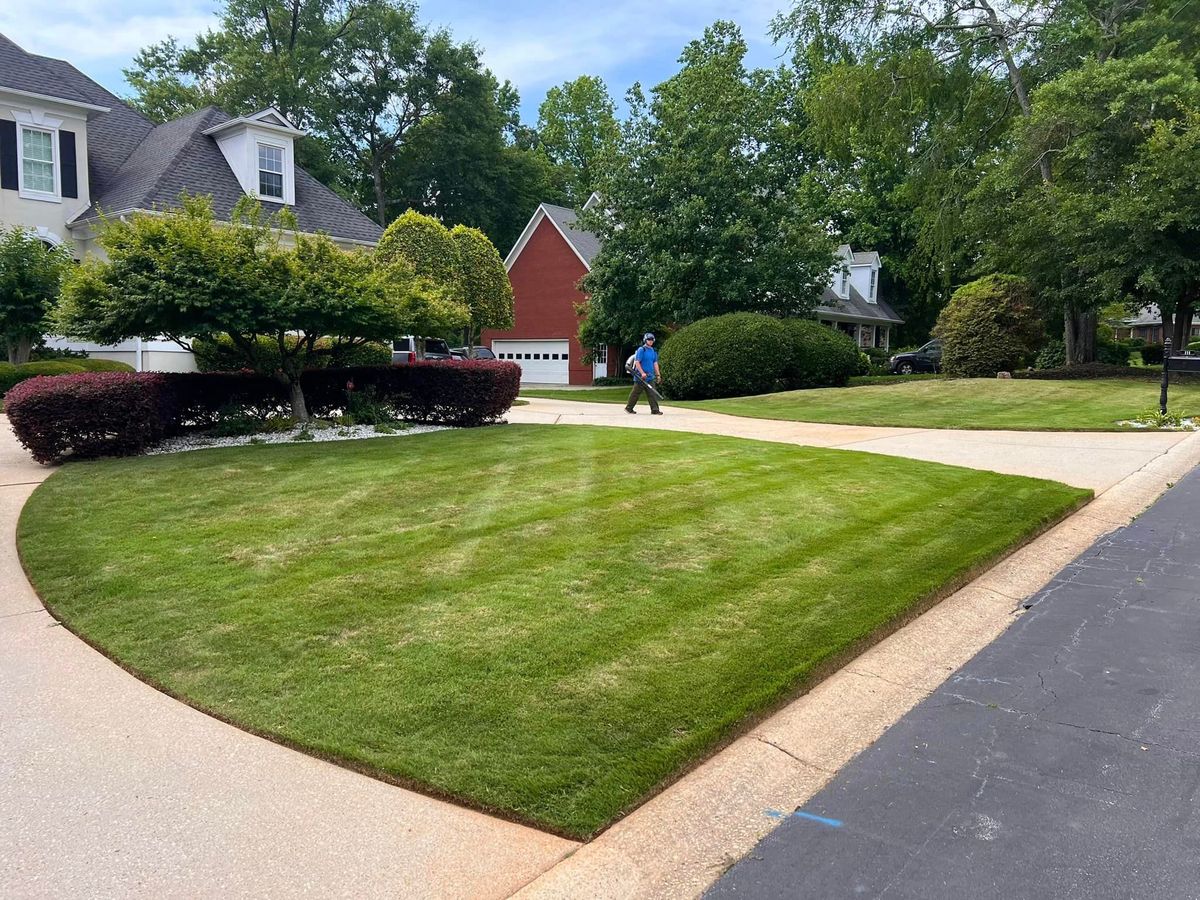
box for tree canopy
[536,76,620,208]
[0,228,72,364]
[580,22,836,349]
[58,196,464,419]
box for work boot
[625,407,636,414]
[651,411,663,415]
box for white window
[21,127,57,198]
[840,270,849,297]
[257,143,284,199]
[869,268,878,302]
[594,346,608,364]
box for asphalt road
[709,465,1200,899]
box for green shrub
[781,319,861,388]
[74,358,135,373]
[345,385,397,425]
[1141,343,1165,365]
[0,360,88,395]
[934,275,1043,377]
[1097,335,1134,366]
[1035,339,1066,370]
[594,375,633,387]
[329,341,390,368]
[194,333,390,373]
[658,313,792,400]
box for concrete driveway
[509,398,1191,492]
[0,420,576,898]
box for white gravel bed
[147,422,449,455]
[1116,417,1198,431]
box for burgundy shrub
[5,372,175,464]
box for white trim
[0,86,108,114]
[17,123,61,203]
[582,192,602,211]
[26,225,65,247]
[503,204,591,272]
[203,108,305,138]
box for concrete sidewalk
[0,420,576,898]
[509,398,1191,492]
[709,461,1200,898]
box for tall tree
[581,22,836,349]
[124,0,551,237]
[0,229,72,364]
[536,76,620,208]
[974,43,1200,351]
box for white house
[816,244,904,351]
[0,33,382,371]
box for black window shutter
[60,130,78,198]
[0,120,17,191]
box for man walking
[626,333,663,415]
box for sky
[0,0,791,123]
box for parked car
[392,336,452,364]
[889,340,943,375]
[450,346,496,360]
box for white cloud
[0,1,218,64]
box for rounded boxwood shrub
[0,360,88,396]
[781,319,860,388]
[934,275,1043,377]
[1141,343,1165,366]
[658,313,792,400]
[74,358,135,373]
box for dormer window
[257,143,284,199]
[840,270,849,298]
[20,126,58,199]
[205,108,304,206]
[869,268,878,303]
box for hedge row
[658,313,860,400]
[0,358,134,396]
[1014,363,1200,381]
[6,360,520,464]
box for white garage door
[492,340,570,384]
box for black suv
[889,340,942,374]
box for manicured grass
[522,386,632,403]
[19,427,1088,837]
[525,378,1200,430]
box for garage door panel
[492,340,570,384]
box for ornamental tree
[0,227,73,364]
[934,275,1043,377]
[58,194,465,420]
[450,224,513,354]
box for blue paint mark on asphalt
[764,809,844,828]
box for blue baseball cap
[644,333,656,341]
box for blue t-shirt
[635,345,658,382]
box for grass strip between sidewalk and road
[19,425,1089,837]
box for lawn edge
[15,453,1090,842]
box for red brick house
[482,195,617,385]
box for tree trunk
[373,163,388,227]
[8,334,33,365]
[1172,301,1195,350]
[1064,307,1098,365]
[288,379,309,422]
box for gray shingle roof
[1,35,381,245]
[817,285,904,325]
[1124,306,1161,326]
[851,250,881,266]
[541,203,602,267]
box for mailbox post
[1161,337,1172,415]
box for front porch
[820,318,893,351]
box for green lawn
[524,377,1200,430]
[19,426,1088,837]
